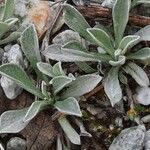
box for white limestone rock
[52,30,83,46]
[101,0,116,8]
[145,129,150,150]
[109,125,146,150]
[135,87,150,105]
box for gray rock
[101,0,116,8]
[109,125,146,150]
[0,77,22,99]
[7,137,26,150]
[1,44,24,99]
[52,30,84,46]
[135,87,150,105]
[145,129,150,150]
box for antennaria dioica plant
[42,0,150,106]
[0,25,101,145]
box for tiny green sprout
[42,0,150,106]
[0,0,21,45]
[0,25,102,145]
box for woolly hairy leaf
[23,101,47,122]
[0,63,44,99]
[2,0,14,21]
[62,4,92,42]
[20,25,41,74]
[50,76,72,95]
[55,97,82,117]
[123,62,149,86]
[104,67,122,106]
[87,28,114,55]
[119,35,140,54]
[0,108,29,133]
[113,0,131,47]
[58,117,81,145]
[132,0,150,7]
[62,74,102,99]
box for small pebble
[7,137,26,150]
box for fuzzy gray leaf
[0,108,29,133]
[0,63,44,99]
[104,67,122,106]
[123,62,149,87]
[113,0,131,47]
[55,97,82,117]
[58,117,81,145]
[62,74,102,99]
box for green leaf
[53,62,66,77]
[113,0,131,47]
[123,62,149,86]
[104,67,122,106]
[87,28,114,55]
[42,44,110,62]
[62,74,102,99]
[132,0,150,8]
[127,47,150,61]
[0,108,29,133]
[75,62,96,73]
[119,35,140,54]
[63,41,96,73]
[0,22,10,39]
[58,117,81,145]
[63,41,88,52]
[50,76,72,95]
[20,24,41,74]
[23,101,48,122]
[0,63,44,99]
[2,0,14,21]
[0,32,21,45]
[37,62,54,77]
[0,5,4,20]
[135,25,150,41]
[119,70,128,85]
[55,97,82,117]
[62,4,92,42]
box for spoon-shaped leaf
[2,0,14,21]
[0,108,29,133]
[42,44,110,62]
[50,76,72,95]
[0,63,44,99]
[62,74,102,99]
[123,62,149,87]
[127,47,150,61]
[119,35,140,54]
[104,67,122,106]
[87,28,114,55]
[55,97,82,117]
[20,25,41,74]
[23,101,48,122]
[113,0,131,47]
[62,4,92,42]
[58,117,81,145]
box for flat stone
[109,125,146,150]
